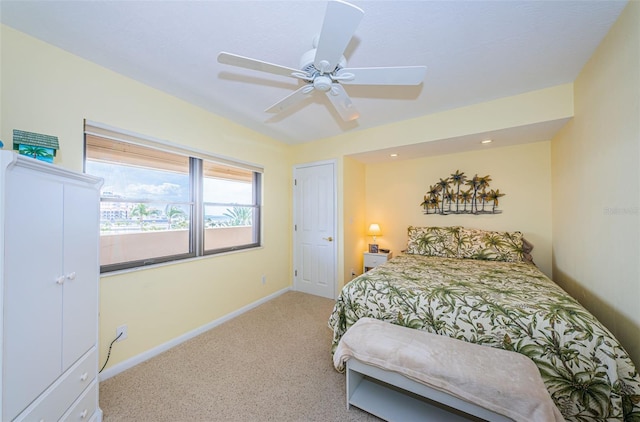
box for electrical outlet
[351,269,356,278]
[261,275,266,285]
[116,324,128,342]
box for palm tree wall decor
[421,170,505,215]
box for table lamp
[368,223,382,253]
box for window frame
[83,121,263,273]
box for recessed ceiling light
[390,153,398,157]
[481,139,493,144]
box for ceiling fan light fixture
[332,72,354,82]
[314,75,333,92]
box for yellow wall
[343,156,367,284]
[365,141,552,276]
[294,86,571,285]
[551,2,640,366]
[293,83,573,161]
[1,26,293,371]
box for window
[84,122,262,273]
[202,161,260,252]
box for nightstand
[363,252,392,273]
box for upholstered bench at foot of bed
[333,318,565,422]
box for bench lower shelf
[346,359,510,422]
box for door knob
[323,236,333,242]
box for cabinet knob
[55,276,65,285]
[67,271,77,280]
[80,409,88,419]
[80,372,88,381]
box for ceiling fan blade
[336,66,427,86]
[314,0,364,73]
[326,84,359,121]
[265,85,314,114]
[218,52,300,78]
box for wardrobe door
[3,169,64,421]
[61,182,100,370]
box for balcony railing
[100,226,253,266]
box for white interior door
[293,161,336,299]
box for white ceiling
[0,0,627,151]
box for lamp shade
[367,223,382,237]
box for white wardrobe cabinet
[0,151,103,421]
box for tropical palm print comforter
[328,254,640,421]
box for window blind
[84,120,263,174]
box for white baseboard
[98,287,291,381]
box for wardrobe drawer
[60,381,98,422]
[15,347,96,422]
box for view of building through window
[87,159,192,234]
[85,132,261,272]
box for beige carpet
[99,291,381,421]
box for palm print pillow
[406,226,461,258]
[457,228,525,262]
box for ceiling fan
[217,0,427,122]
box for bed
[329,226,640,421]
